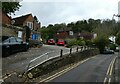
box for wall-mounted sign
[69,31,73,36]
[18,31,22,38]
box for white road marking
[39,57,95,82]
[104,77,107,84]
[3,72,17,80]
[107,59,113,75]
[108,78,111,84]
[110,56,117,76]
[104,56,117,83]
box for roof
[12,14,32,25]
[58,27,72,32]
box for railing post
[81,46,83,51]
[60,49,63,57]
[76,47,78,52]
[70,48,72,54]
[27,62,31,71]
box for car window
[9,37,17,43]
[3,38,10,44]
[0,36,9,42]
[16,38,23,42]
[58,39,64,42]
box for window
[9,37,17,43]
[16,38,23,42]
[27,22,33,29]
[3,39,10,44]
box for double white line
[39,57,92,82]
[104,56,117,84]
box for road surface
[41,53,117,82]
[2,45,71,78]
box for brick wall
[1,12,11,25]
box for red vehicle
[57,39,65,46]
[47,39,55,45]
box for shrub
[108,43,116,51]
[29,40,43,48]
[116,31,120,45]
[93,36,109,53]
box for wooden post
[60,49,63,57]
[70,48,72,54]
[76,47,78,52]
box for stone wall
[1,25,24,37]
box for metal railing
[26,46,96,71]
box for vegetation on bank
[26,49,99,79]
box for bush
[116,31,120,45]
[65,39,86,47]
[26,49,99,79]
[29,40,43,48]
[85,40,93,46]
[93,36,109,53]
[108,43,116,51]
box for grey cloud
[12,1,119,26]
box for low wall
[26,49,99,79]
[2,27,17,36]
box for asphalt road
[2,45,71,77]
[47,53,117,82]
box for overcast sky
[11,0,120,26]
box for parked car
[57,39,65,46]
[47,39,55,45]
[29,39,43,48]
[1,36,29,57]
[102,49,114,54]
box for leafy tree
[93,35,109,53]
[2,2,21,14]
[116,31,120,45]
[34,16,39,22]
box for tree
[116,31,120,45]
[94,35,109,53]
[34,16,39,22]
[2,2,21,14]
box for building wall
[1,12,11,25]
[23,14,34,27]
[2,27,17,36]
[33,21,40,31]
[118,1,120,21]
[22,15,40,31]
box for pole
[60,49,63,57]
[70,48,72,54]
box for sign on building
[18,31,22,38]
[93,33,97,39]
[69,31,74,36]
